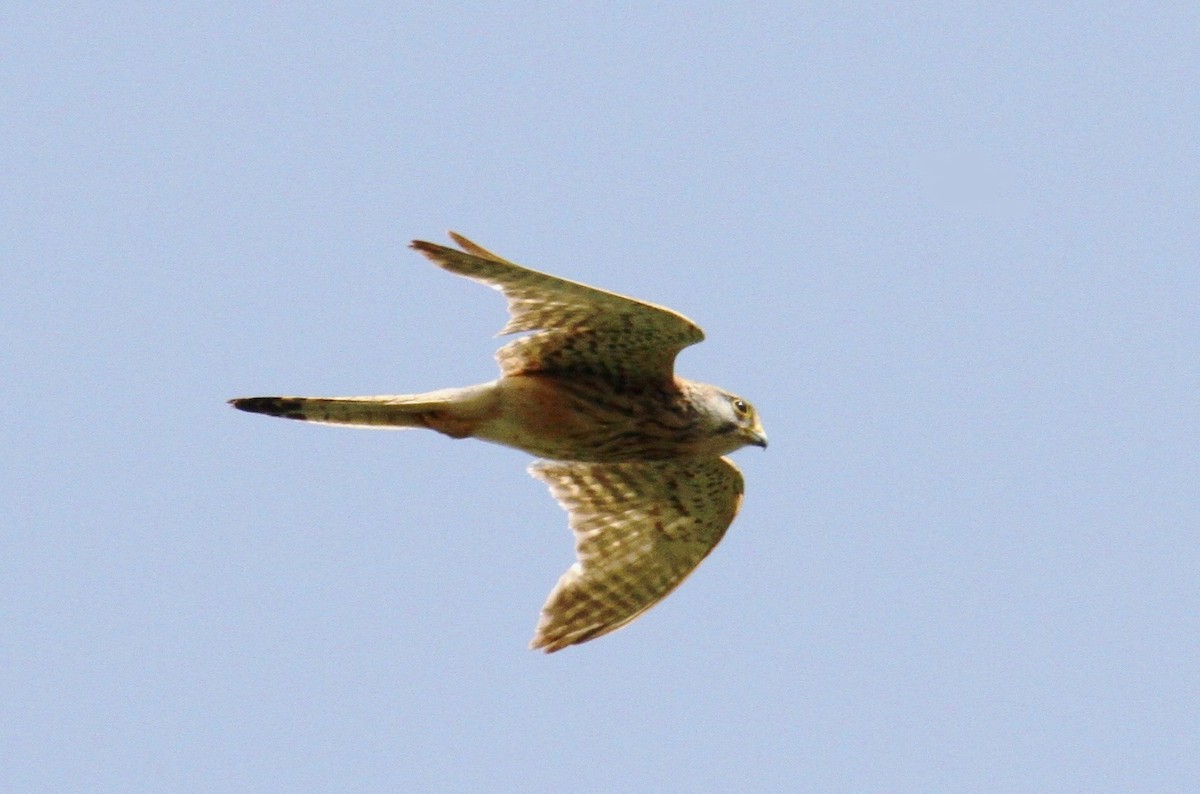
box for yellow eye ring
[733,398,749,415]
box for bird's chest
[479,374,685,461]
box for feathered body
[231,233,766,652]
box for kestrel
[231,233,766,652]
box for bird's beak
[746,428,768,449]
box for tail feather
[229,393,451,429]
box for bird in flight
[230,233,767,652]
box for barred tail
[228,384,497,436]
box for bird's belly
[473,374,649,462]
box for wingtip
[408,232,468,254]
[529,634,565,654]
[408,238,440,255]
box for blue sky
[4,4,1197,791]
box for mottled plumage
[416,233,704,386]
[231,233,766,651]
[529,458,744,652]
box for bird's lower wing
[528,457,745,652]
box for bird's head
[688,384,768,455]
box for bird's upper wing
[527,456,744,652]
[410,233,704,385]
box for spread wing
[528,457,744,652]
[410,233,704,385]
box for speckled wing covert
[528,457,745,652]
[410,233,705,385]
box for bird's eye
[732,398,749,415]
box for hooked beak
[746,428,768,449]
